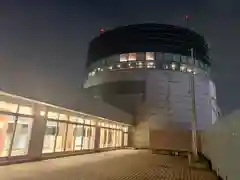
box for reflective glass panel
[146,52,154,60]
[55,122,67,152]
[11,116,33,156]
[120,54,128,62]
[74,125,83,150]
[128,53,136,61]
[0,101,18,113]
[0,115,15,157]
[42,121,57,153]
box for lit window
[146,52,154,60]
[187,68,192,73]
[147,62,155,68]
[47,111,59,119]
[59,114,68,121]
[171,63,176,70]
[180,65,186,72]
[163,64,168,69]
[85,119,91,125]
[128,53,136,61]
[18,105,32,115]
[91,120,96,125]
[120,54,128,62]
[0,101,18,113]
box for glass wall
[88,52,210,78]
[0,95,131,160]
[0,101,33,158]
[98,122,127,148]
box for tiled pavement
[0,149,218,180]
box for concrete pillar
[27,104,47,159]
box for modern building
[84,23,220,151]
[0,90,132,164]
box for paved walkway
[0,150,217,180]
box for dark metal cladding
[87,23,210,67]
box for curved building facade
[84,23,219,151]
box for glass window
[55,122,67,152]
[82,126,91,150]
[47,111,59,120]
[0,101,18,113]
[65,124,74,151]
[18,106,32,116]
[74,125,83,150]
[11,116,33,156]
[0,115,15,157]
[120,54,128,62]
[124,133,128,146]
[128,53,136,61]
[146,52,154,60]
[85,119,91,125]
[42,121,57,153]
[116,131,122,147]
[89,127,95,149]
[59,114,68,121]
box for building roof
[87,23,210,67]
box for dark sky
[0,0,240,114]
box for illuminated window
[85,119,91,125]
[147,61,155,68]
[55,122,67,152]
[128,53,136,61]
[69,116,84,123]
[59,114,68,121]
[171,63,176,70]
[180,65,186,72]
[146,52,154,60]
[47,111,59,120]
[162,64,168,69]
[11,116,33,156]
[0,101,18,113]
[120,54,128,62]
[18,106,32,116]
[187,68,192,73]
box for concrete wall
[144,70,213,150]
[202,110,240,180]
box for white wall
[202,110,240,180]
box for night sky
[0,0,240,114]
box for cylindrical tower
[84,23,218,151]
